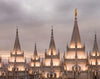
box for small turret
[48,26,56,55]
[13,27,21,52]
[34,43,37,56]
[92,34,99,56]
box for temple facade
[29,43,41,79]
[89,34,100,79]
[8,28,28,79]
[64,9,89,79]
[42,27,62,79]
[0,9,100,79]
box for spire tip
[34,42,37,56]
[95,33,96,40]
[51,25,54,39]
[75,8,77,18]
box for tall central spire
[13,27,21,52]
[70,9,82,48]
[49,26,56,51]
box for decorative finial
[75,8,77,18]
[95,33,96,40]
[35,42,36,50]
[51,25,54,39]
[34,42,37,56]
[16,26,18,34]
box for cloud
[0,0,100,59]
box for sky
[0,0,100,62]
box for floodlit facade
[0,9,100,79]
[29,43,41,79]
[8,28,28,79]
[42,27,62,79]
[64,9,88,79]
[89,34,100,79]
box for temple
[64,9,88,79]
[42,27,62,79]
[8,28,28,79]
[0,9,100,79]
[29,43,41,79]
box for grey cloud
[0,0,100,56]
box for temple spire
[51,26,54,39]
[34,43,37,56]
[49,26,56,51]
[92,34,99,56]
[75,8,77,18]
[70,9,82,48]
[13,27,21,52]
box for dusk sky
[0,0,100,60]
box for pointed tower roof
[49,26,56,51]
[13,27,21,52]
[34,43,37,56]
[70,9,82,48]
[92,34,99,56]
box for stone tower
[8,28,28,79]
[29,43,41,79]
[89,34,100,79]
[42,27,62,79]
[64,9,88,79]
